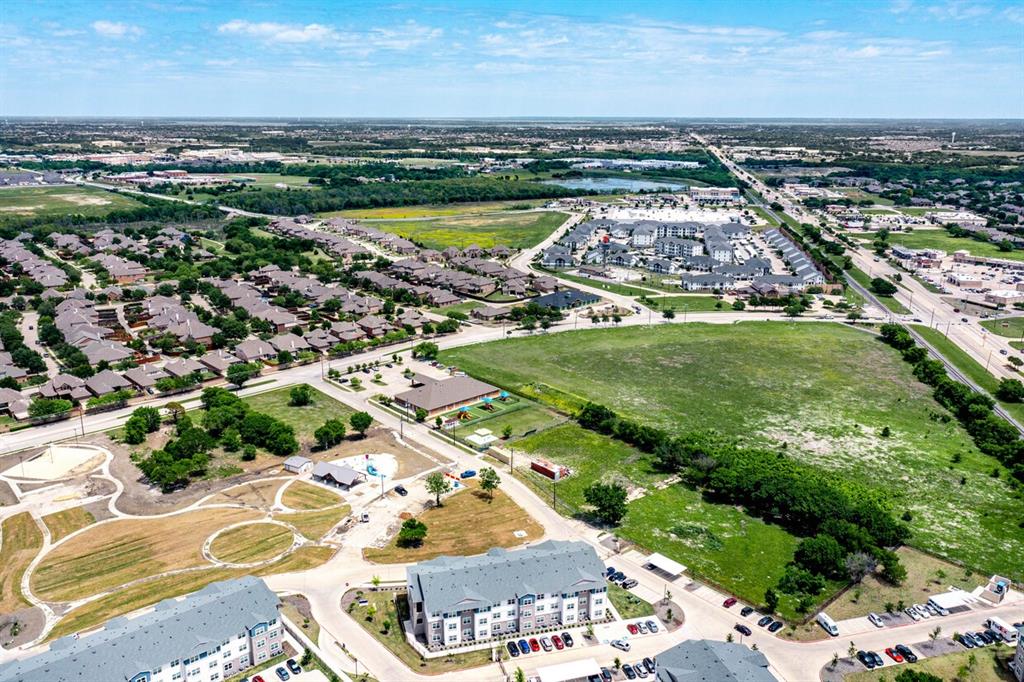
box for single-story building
[533,289,600,310]
[394,375,500,417]
[311,461,365,489]
[283,456,313,474]
[471,306,507,322]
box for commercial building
[394,375,500,417]
[0,577,284,682]
[406,541,608,648]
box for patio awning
[647,551,686,576]
[537,658,602,682]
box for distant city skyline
[1,0,1021,118]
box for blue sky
[1,0,1021,118]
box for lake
[542,177,687,192]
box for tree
[847,642,857,659]
[28,398,72,418]
[929,626,942,646]
[414,407,428,423]
[165,401,185,423]
[764,587,779,613]
[425,471,451,506]
[289,384,313,406]
[845,551,878,583]
[123,416,148,444]
[830,652,839,670]
[870,277,898,296]
[582,482,628,525]
[396,518,428,548]
[227,362,258,387]
[412,342,439,360]
[314,419,347,449]
[996,378,1024,402]
[434,415,443,429]
[893,670,942,682]
[502,424,513,439]
[514,668,525,682]
[479,467,501,501]
[795,534,846,579]
[350,411,373,437]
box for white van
[985,617,1018,643]
[817,612,839,637]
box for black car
[870,652,884,668]
[857,651,875,670]
[286,659,301,674]
[643,657,656,673]
[606,566,617,577]
[734,624,752,636]
[611,571,626,583]
[740,606,755,617]
[957,632,975,648]
[768,621,784,633]
[757,616,773,627]
[394,485,408,496]
[507,641,520,657]
[894,644,917,663]
[623,665,637,680]
[976,631,993,645]
[561,632,574,648]
[600,668,613,682]
[985,629,1002,643]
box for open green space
[606,583,655,619]
[980,316,1024,340]
[452,401,565,441]
[0,185,143,220]
[367,211,566,250]
[281,481,345,510]
[644,295,727,312]
[870,230,1024,262]
[208,523,294,564]
[322,199,550,219]
[241,386,355,440]
[440,323,1024,582]
[0,512,43,613]
[276,506,350,541]
[41,507,96,543]
[910,324,1024,426]
[847,267,912,313]
[541,269,652,296]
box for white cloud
[91,20,144,38]
[1003,6,1024,24]
[803,30,850,40]
[217,20,336,43]
[926,1,992,20]
[890,0,915,14]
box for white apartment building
[0,577,284,682]
[406,541,609,649]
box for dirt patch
[59,194,110,207]
[309,427,446,478]
[0,480,18,506]
[81,498,116,523]
[0,607,45,649]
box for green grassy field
[366,211,566,250]
[645,295,727,312]
[322,199,550,219]
[452,401,565,441]
[0,185,143,220]
[980,316,1024,339]
[241,385,355,440]
[873,230,1024,262]
[208,523,294,564]
[845,646,1014,682]
[606,583,655,619]
[542,269,654,296]
[847,267,912,313]
[440,323,1024,581]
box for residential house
[394,375,500,417]
[234,339,276,363]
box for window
[507,611,515,618]
[256,639,266,648]
[224,664,232,672]
[172,674,181,681]
[447,623,456,631]
[462,617,471,624]
[536,605,544,612]
[521,597,533,605]
[567,603,575,610]
[432,634,441,642]
[463,629,472,637]
[595,598,603,605]
[431,622,440,630]
[257,652,267,662]
[478,618,487,625]
[211,676,219,681]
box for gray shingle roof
[407,540,605,615]
[654,640,776,682]
[0,577,279,682]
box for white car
[867,613,884,628]
[611,639,631,652]
[905,607,921,622]
[914,604,930,619]
[540,637,552,652]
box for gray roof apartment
[0,577,280,682]
[654,640,776,682]
[407,540,606,616]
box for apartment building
[406,541,608,648]
[0,577,284,682]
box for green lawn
[362,211,567,250]
[441,323,1024,582]
[452,401,565,441]
[644,296,728,312]
[241,385,356,441]
[322,199,550,219]
[606,583,655,619]
[0,185,143,220]
[980,316,1024,340]
[874,230,1024,262]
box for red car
[253,677,265,682]
[552,635,564,650]
[627,623,639,635]
[723,597,738,608]
[529,638,540,652]
[885,647,903,663]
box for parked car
[740,606,755,617]
[529,638,540,652]
[252,677,265,682]
[633,663,648,678]
[723,597,738,608]
[600,668,613,682]
[394,484,408,496]
[975,631,992,645]
[518,639,531,654]
[606,566,617,577]
[768,621,784,633]
[894,644,917,663]
[956,632,975,648]
[623,665,637,680]
[646,620,659,633]
[871,652,885,668]
[913,604,930,619]
[643,657,656,673]
[507,641,520,657]
[621,579,639,589]
[905,607,921,622]
[460,470,476,479]
[885,647,903,662]
[540,637,553,652]
[925,603,940,616]
[275,668,290,681]
[610,571,626,583]
[286,659,301,674]
[735,624,752,636]
[562,632,574,648]
[636,622,648,634]
[984,629,1002,643]
[757,616,773,627]
[627,623,639,635]
[868,613,884,628]
[552,635,564,650]
[857,651,876,669]
[611,639,631,652]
